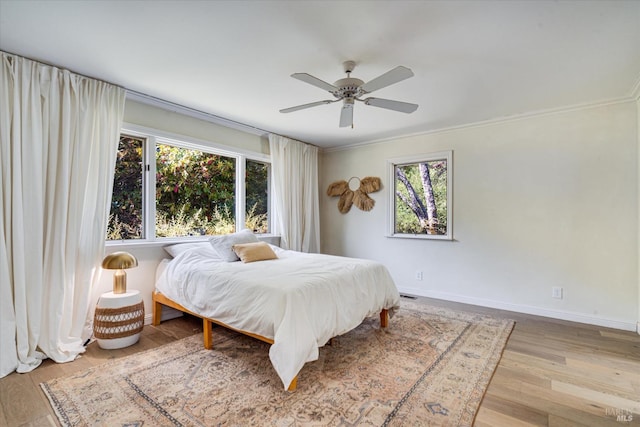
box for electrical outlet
[415,271,423,281]
[552,287,563,299]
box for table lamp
[101,251,138,294]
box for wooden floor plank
[475,407,544,427]
[20,414,57,427]
[551,380,640,415]
[476,393,549,425]
[490,364,552,389]
[499,350,639,403]
[564,357,640,395]
[504,339,568,364]
[0,400,9,427]
[487,371,632,426]
[0,370,52,426]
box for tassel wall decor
[327,176,381,213]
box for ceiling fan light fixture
[340,98,354,128]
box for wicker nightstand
[94,290,144,349]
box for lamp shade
[102,252,138,294]
[102,252,138,270]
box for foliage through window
[245,160,269,233]
[107,135,144,240]
[107,130,270,241]
[155,143,236,238]
[387,151,452,240]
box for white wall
[92,99,269,323]
[124,99,270,154]
[320,101,639,330]
[637,95,640,333]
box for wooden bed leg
[287,376,298,391]
[203,318,213,349]
[380,309,389,328]
[152,298,162,326]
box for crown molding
[125,90,318,147]
[631,73,640,101]
[126,90,269,138]
[323,96,635,153]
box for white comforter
[155,245,400,389]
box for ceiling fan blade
[364,97,418,113]
[339,102,353,128]
[280,100,334,113]
[291,73,338,93]
[359,66,414,93]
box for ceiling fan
[280,61,418,128]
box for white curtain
[268,134,320,253]
[0,52,125,378]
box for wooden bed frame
[152,291,389,391]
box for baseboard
[399,287,638,332]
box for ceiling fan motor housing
[333,77,364,99]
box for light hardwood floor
[1,297,638,426]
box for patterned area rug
[41,301,513,426]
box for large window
[107,128,270,241]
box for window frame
[386,150,453,241]
[107,123,271,248]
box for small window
[245,159,270,233]
[107,135,144,240]
[387,151,453,240]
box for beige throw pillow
[232,242,278,263]
[209,229,259,262]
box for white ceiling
[1,1,639,149]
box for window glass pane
[394,159,448,235]
[245,159,269,233]
[155,143,236,237]
[107,135,144,240]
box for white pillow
[164,241,218,258]
[209,229,259,262]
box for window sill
[105,234,281,250]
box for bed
[153,233,400,391]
